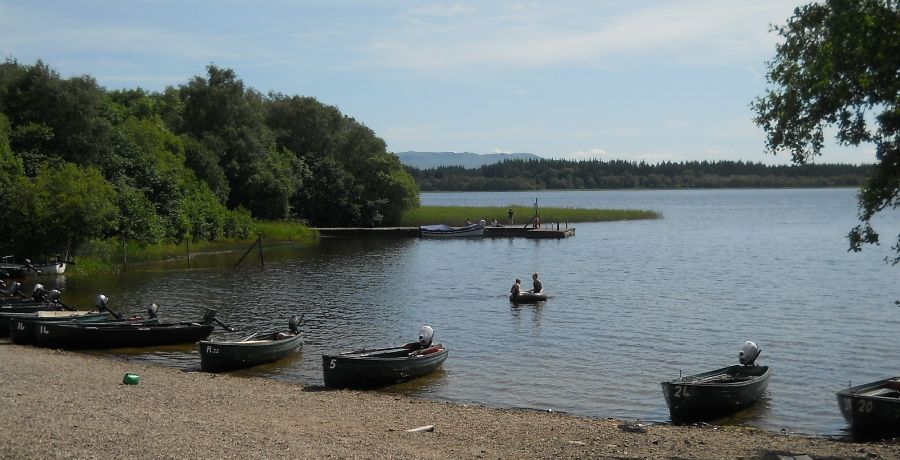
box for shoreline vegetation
[2,344,898,459]
[64,205,658,275]
[400,205,660,227]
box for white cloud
[492,148,512,154]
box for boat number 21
[846,399,873,413]
[673,386,690,398]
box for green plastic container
[122,373,140,385]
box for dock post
[258,234,264,267]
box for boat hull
[33,262,66,275]
[420,224,485,238]
[200,332,303,372]
[509,292,547,303]
[322,345,448,388]
[836,377,900,439]
[7,312,111,344]
[661,365,770,423]
[34,322,214,349]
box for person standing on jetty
[530,273,543,293]
[507,208,515,225]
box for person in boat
[530,272,543,293]
[466,218,472,225]
[510,278,522,297]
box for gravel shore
[1,341,897,459]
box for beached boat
[836,377,900,439]
[661,342,769,423]
[200,316,304,372]
[9,312,159,345]
[420,223,485,238]
[322,326,448,388]
[509,291,548,304]
[34,308,231,349]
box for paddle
[239,332,259,342]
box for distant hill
[397,151,541,169]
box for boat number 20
[329,359,337,369]
[849,399,873,413]
[673,386,690,398]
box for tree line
[408,158,871,191]
[0,60,419,259]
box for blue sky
[0,1,873,164]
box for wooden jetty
[316,226,575,239]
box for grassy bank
[400,205,661,227]
[67,220,318,276]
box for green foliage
[0,58,418,261]
[401,206,660,227]
[409,159,870,191]
[2,163,119,258]
[753,0,900,263]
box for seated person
[531,272,543,293]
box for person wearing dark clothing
[507,208,515,225]
[531,272,543,293]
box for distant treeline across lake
[406,159,870,191]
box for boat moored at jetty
[420,223,485,238]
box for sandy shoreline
[1,341,897,459]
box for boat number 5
[329,359,337,369]
[673,386,690,398]
[857,400,873,413]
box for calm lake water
[39,188,900,437]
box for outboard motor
[289,315,303,334]
[738,341,761,366]
[148,303,159,319]
[96,294,109,312]
[32,283,45,301]
[418,325,434,348]
[9,281,22,297]
[46,290,61,303]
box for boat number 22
[329,359,337,369]
[847,399,873,413]
[673,386,690,398]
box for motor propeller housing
[739,341,761,366]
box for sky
[0,1,875,165]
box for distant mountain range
[396,151,541,169]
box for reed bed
[400,206,660,227]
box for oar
[203,309,235,331]
[240,332,259,342]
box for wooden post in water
[186,237,192,269]
[234,235,262,268]
[257,234,264,267]
[122,233,127,272]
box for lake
[39,188,900,437]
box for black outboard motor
[288,315,303,334]
[46,290,61,303]
[31,283,46,301]
[203,309,234,331]
[9,282,23,297]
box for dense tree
[6,164,119,257]
[408,158,869,192]
[753,0,900,263]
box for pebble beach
[1,341,898,459]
